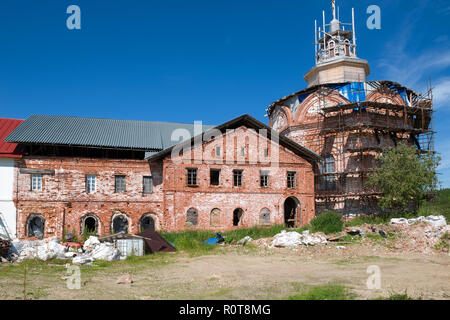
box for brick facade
[14,124,316,239]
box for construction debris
[116,274,133,284]
[390,215,447,228]
[270,230,327,248]
[237,236,253,246]
[4,236,120,264]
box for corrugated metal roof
[5,115,215,151]
[0,118,24,158]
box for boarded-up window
[260,208,271,225]
[186,208,198,226]
[210,208,221,227]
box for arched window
[210,208,221,227]
[186,208,198,227]
[111,212,129,234]
[344,39,350,56]
[233,208,243,226]
[27,214,45,239]
[329,40,335,58]
[139,213,156,232]
[81,214,99,235]
[260,208,271,225]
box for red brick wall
[15,157,164,239]
[160,126,316,231]
[14,126,316,239]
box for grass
[310,211,344,234]
[377,290,421,300]
[160,225,310,255]
[419,188,450,222]
[434,232,450,253]
[286,284,353,300]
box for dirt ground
[1,240,449,300]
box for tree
[366,143,440,211]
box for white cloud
[433,77,450,108]
[375,0,450,92]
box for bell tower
[304,0,370,87]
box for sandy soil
[1,242,449,300]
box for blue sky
[0,0,449,186]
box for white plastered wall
[0,158,16,239]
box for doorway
[284,197,300,228]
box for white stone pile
[72,236,121,264]
[390,215,447,228]
[9,235,121,264]
[270,230,327,248]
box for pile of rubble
[240,230,327,249]
[390,215,447,228]
[389,215,449,254]
[1,235,121,264]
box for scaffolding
[305,81,435,214]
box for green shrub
[287,284,352,300]
[310,211,344,235]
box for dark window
[320,155,335,174]
[143,176,153,194]
[319,155,336,191]
[233,170,243,187]
[287,171,296,189]
[112,214,128,233]
[260,170,269,188]
[233,208,243,226]
[27,214,45,239]
[140,214,155,232]
[210,169,220,186]
[115,175,126,193]
[264,148,269,157]
[187,168,198,186]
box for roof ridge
[28,114,215,126]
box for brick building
[5,114,319,239]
